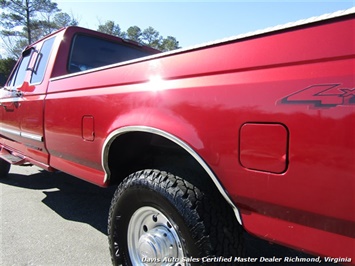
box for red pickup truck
[1,8,354,265]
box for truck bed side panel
[45,16,354,258]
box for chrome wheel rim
[128,206,186,265]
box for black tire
[108,169,244,266]
[0,159,10,178]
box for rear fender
[102,125,242,225]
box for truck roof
[22,25,161,55]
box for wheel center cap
[138,226,176,263]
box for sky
[0,0,354,58]
[53,0,355,48]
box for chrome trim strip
[0,126,43,142]
[21,132,43,142]
[102,126,242,225]
[0,127,21,137]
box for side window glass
[31,37,55,84]
[68,34,153,73]
[5,68,15,87]
[12,50,32,88]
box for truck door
[0,36,56,166]
[20,37,56,165]
[0,49,32,144]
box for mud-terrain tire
[108,169,244,266]
[0,159,10,178]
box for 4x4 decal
[280,84,355,108]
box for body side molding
[0,127,43,142]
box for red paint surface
[239,123,288,173]
[1,15,354,260]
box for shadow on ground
[3,169,115,235]
[2,168,330,265]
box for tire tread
[108,169,244,265]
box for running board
[0,149,26,165]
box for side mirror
[0,87,23,98]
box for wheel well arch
[102,126,242,224]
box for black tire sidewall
[0,159,10,178]
[109,174,204,265]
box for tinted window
[12,50,32,88]
[31,37,55,84]
[68,34,153,73]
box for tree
[41,12,78,36]
[126,26,142,43]
[97,20,124,38]
[0,33,27,59]
[160,36,180,52]
[142,26,161,49]
[0,0,77,58]
[53,12,78,29]
[0,57,16,86]
[97,21,180,52]
[0,0,59,44]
